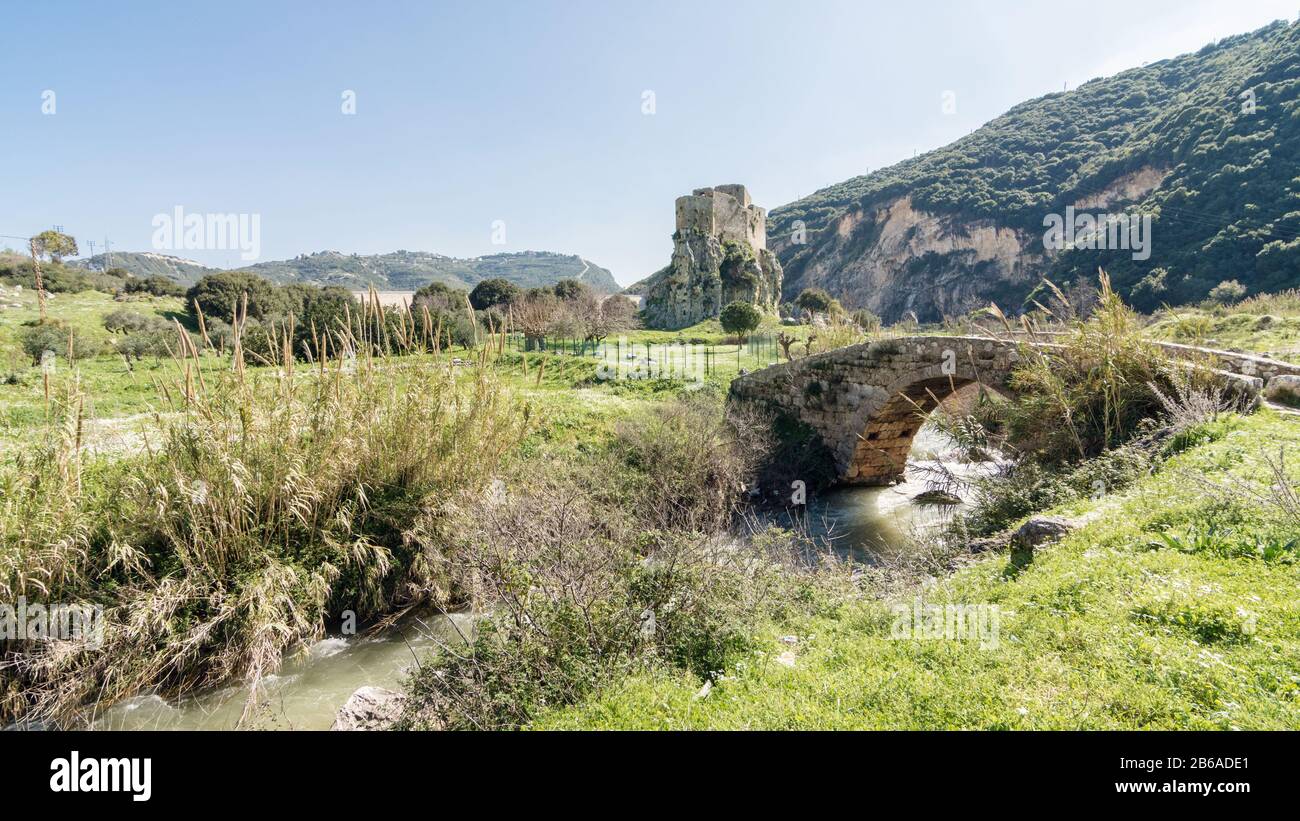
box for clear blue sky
[2,0,1296,285]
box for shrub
[1206,279,1247,306]
[185,271,283,323]
[1002,274,1168,462]
[795,288,837,315]
[123,275,185,298]
[18,321,98,365]
[851,309,882,333]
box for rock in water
[640,185,783,330]
[913,489,963,506]
[331,686,407,731]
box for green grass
[535,410,1300,730]
[1145,305,1300,362]
[0,290,189,445]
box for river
[93,427,974,730]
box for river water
[93,427,972,730]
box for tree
[469,278,521,310]
[298,286,358,356]
[720,301,762,341]
[552,278,592,302]
[512,291,559,350]
[31,230,78,264]
[795,287,839,316]
[414,281,468,312]
[28,231,77,323]
[186,271,282,323]
[584,293,637,346]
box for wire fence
[498,332,788,377]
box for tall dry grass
[0,305,528,726]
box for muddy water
[93,428,977,730]
[93,612,474,731]
[775,426,979,564]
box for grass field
[537,411,1300,730]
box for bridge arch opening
[846,377,998,486]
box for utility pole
[103,237,113,271]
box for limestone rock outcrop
[640,185,782,330]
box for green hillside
[772,19,1300,315]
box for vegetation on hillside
[772,19,1300,311]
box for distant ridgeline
[71,249,619,293]
[634,184,783,330]
[768,19,1300,322]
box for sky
[2,0,1297,286]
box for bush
[851,309,882,333]
[396,401,846,731]
[185,271,284,323]
[1002,275,1168,462]
[18,321,99,365]
[795,287,841,316]
[123,275,185,298]
[1206,279,1247,306]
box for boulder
[330,686,406,731]
[1011,516,1076,550]
[1264,374,1300,407]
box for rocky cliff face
[641,185,782,330]
[773,168,1168,323]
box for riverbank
[536,410,1300,729]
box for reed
[0,308,529,726]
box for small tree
[29,231,77,323]
[512,291,559,350]
[31,230,78,264]
[720,301,762,342]
[776,331,797,361]
[578,292,637,349]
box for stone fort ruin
[640,184,782,330]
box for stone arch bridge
[728,335,1290,486]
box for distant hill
[769,19,1300,322]
[72,249,619,293]
[70,252,215,285]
